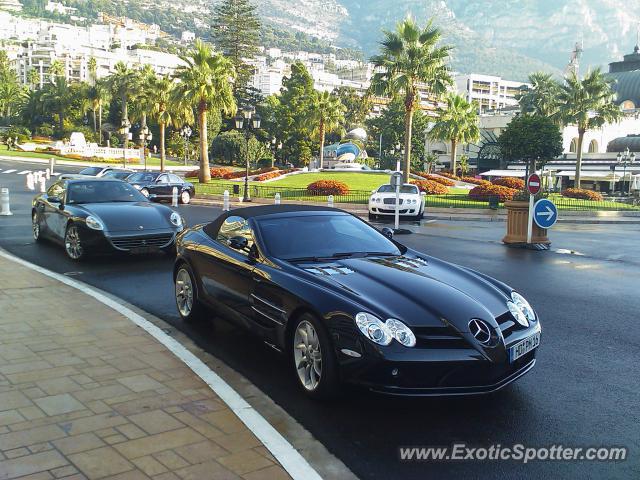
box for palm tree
[458,154,469,176]
[308,90,345,169]
[48,60,64,82]
[517,72,561,119]
[106,62,138,148]
[132,65,157,147]
[370,17,452,182]
[87,80,110,144]
[41,77,74,132]
[557,68,623,189]
[173,40,236,183]
[27,69,40,90]
[429,93,480,175]
[150,76,191,172]
[87,57,97,86]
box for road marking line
[17,170,31,175]
[2,169,17,174]
[0,248,322,480]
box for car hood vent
[386,256,429,269]
[304,265,355,276]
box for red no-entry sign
[527,174,541,195]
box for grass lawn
[0,145,69,162]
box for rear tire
[174,262,205,323]
[290,313,339,400]
[180,190,191,204]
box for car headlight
[511,291,536,322]
[385,319,416,347]
[355,312,392,346]
[85,215,104,231]
[133,184,142,190]
[170,212,183,227]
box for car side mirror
[48,195,60,203]
[420,191,426,196]
[248,244,259,262]
[381,227,394,239]
[229,235,249,251]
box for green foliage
[0,50,27,124]
[517,72,561,118]
[211,130,245,164]
[212,0,261,89]
[331,87,371,132]
[498,115,563,166]
[307,90,346,167]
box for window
[377,185,419,194]
[217,216,255,254]
[169,174,182,183]
[588,140,598,153]
[569,138,578,153]
[66,181,147,204]
[157,175,169,184]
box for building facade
[455,74,528,113]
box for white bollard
[26,172,35,191]
[39,177,46,193]
[45,168,50,180]
[274,193,281,205]
[0,188,12,216]
[172,187,178,207]
[49,157,55,175]
[327,195,334,208]
[223,190,230,211]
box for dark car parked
[173,205,541,399]
[127,171,195,204]
[32,179,185,260]
[100,169,135,180]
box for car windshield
[78,167,103,176]
[255,214,401,261]
[66,181,148,204]
[377,184,419,194]
[128,172,158,183]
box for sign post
[390,171,403,231]
[526,174,541,244]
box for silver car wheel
[175,268,194,317]
[294,320,323,391]
[64,225,83,260]
[181,191,191,204]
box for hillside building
[455,74,528,113]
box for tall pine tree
[212,0,261,91]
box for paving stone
[128,410,185,435]
[0,391,33,411]
[174,440,229,464]
[4,446,30,458]
[51,465,79,478]
[0,409,25,426]
[201,410,248,435]
[117,374,164,393]
[61,412,128,435]
[17,406,47,421]
[28,442,54,453]
[131,455,169,476]
[103,434,128,445]
[0,450,68,478]
[241,465,291,480]
[115,423,147,440]
[53,432,106,455]
[0,424,66,450]
[68,446,134,478]
[114,428,205,459]
[175,460,241,480]
[36,377,83,396]
[152,451,190,470]
[218,450,274,475]
[34,394,85,416]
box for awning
[556,170,623,180]
[479,169,526,177]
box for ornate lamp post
[138,126,152,171]
[118,119,132,168]
[234,106,261,202]
[180,126,192,166]
[616,147,636,195]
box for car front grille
[110,234,173,250]
[413,325,469,349]
[383,198,403,205]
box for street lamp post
[180,126,192,166]
[616,147,636,195]
[234,106,261,202]
[138,126,152,171]
[118,119,132,168]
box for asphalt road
[1,159,638,479]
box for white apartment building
[455,74,528,113]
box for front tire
[32,211,43,242]
[368,212,377,221]
[64,223,86,261]
[174,263,205,323]
[291,313,339,400]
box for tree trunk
[92,108,97,133]
[319,121,325,170]
[403,106,414,183]
[198,104,211,183]
[98,104,103,145]
[139,113,147,147]
[58,112,64,133]
[575,128,585,189]
[450,139,457,175]
[121,93,128,149]
[160,121,166,172]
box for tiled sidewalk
[0,256,291,480]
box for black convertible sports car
[173,205,541,399]
[32,179,185,260]
[127,172,195,204]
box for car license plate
[130,246,158,254]
[509,332,540,363]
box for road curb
[0,248,356,480]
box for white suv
[368,183,425,221]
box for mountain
[252,0,640,80]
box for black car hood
[81,202,173,232]
[295,253,511,332]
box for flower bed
[461,176,491,186]
[306,180,350,195]
[438,171,461,181]
[468,184,518,202]
[492,177,525,190]
[411,179,449,195]
[561,188,604,201]
[185,167,234,179]
[254,170,283,181]
[416,173,456,186]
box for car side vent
[304,265,354,276]
[391,257,428,269]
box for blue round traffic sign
[533,199,558,229]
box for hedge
[185,167,233,179]
[438,171,461,181]
[492,177,525,190]
[461,176,491,186]
[306,180,350,195]
[416,173,456,186]
[411,179,449,195]
[561,188,604,201]
[469,184,518,202]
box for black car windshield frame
[66,181,148,204]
